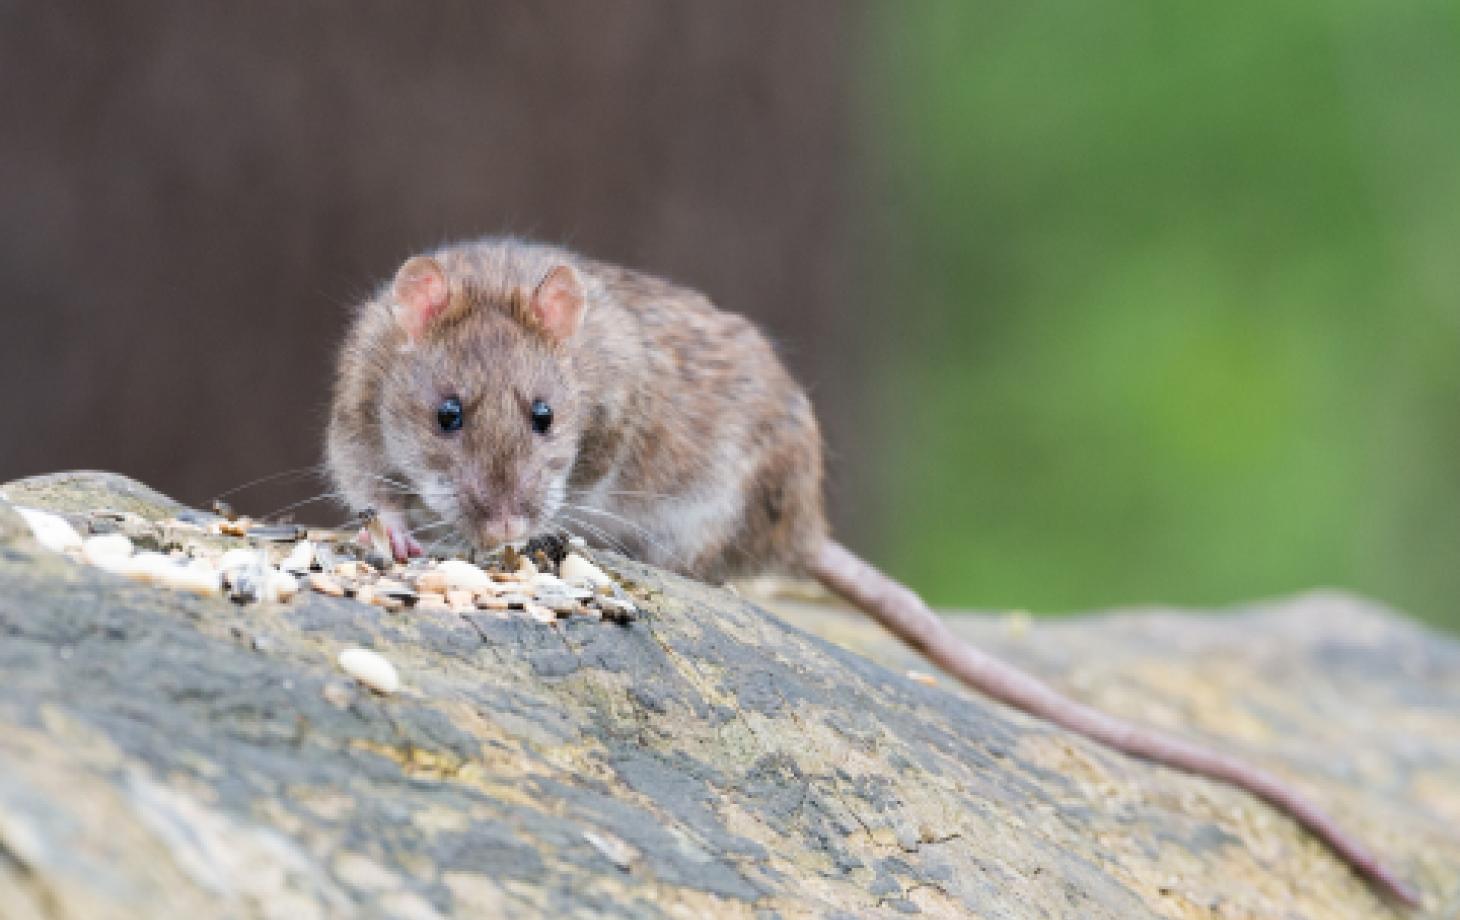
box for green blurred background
[868,3,1460,631]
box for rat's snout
[476,514,530,547]
[460,481,530,547]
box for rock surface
[0,472,1456,919]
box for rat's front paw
[358,510,423,563]
[390,526,424,561]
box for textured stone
[0,471,1455,919]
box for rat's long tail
[809,539,1419,908]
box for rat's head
[376,253,587,549]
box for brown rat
[326,237,1418,907]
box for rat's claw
[390,527,423,562]
[357,510,422,563]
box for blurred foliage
[867,3,1460,630]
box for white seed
[17,507,84,554]
[582,829,639,870]
[536,594,579,614]
[308,573,345,597]
[560,553,610,589]
[337,647,399,694]
[524,603,556,624]
[156,562,221,597]
[437,559,491,591]
[446,589,475,612]
[415,570,448,594]
[118,551,176,584]
[262,569,299,603]
[567,535,587,549]
[280,540,315,574]
[82,533,134,566]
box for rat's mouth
[471,515,531,549]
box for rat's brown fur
[329,239,826,574]
[327,237,1417,907]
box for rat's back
[561,245,832,579]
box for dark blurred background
[2,2,1457,631]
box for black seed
[524,533,568,564]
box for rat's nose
[478,514,530,547]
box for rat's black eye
[530,399,553,435]
[436,396,464,433]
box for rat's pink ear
[392,256,451,340]
[531,265,587,342]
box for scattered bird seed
[308,573,345,597]
[337,647,399,694]
[582,829,639,871]
[415,570,448,594]
[375,580,418,607]
[262,570,299,604]
[524,533,568,564]
[82,533,133,566]
[120,551,177,585]
[62,505,634,628]
[446,589,475,610]
[226,568,262,604]
[438,559,492,591]
[538,594,579,615]
[280,540,315,574]
[560,553,610,589]
[598,595,637,624]
[216,519,251,537]
[906,670,938,688]
[17,507,84,554]
[157,562,221,597]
